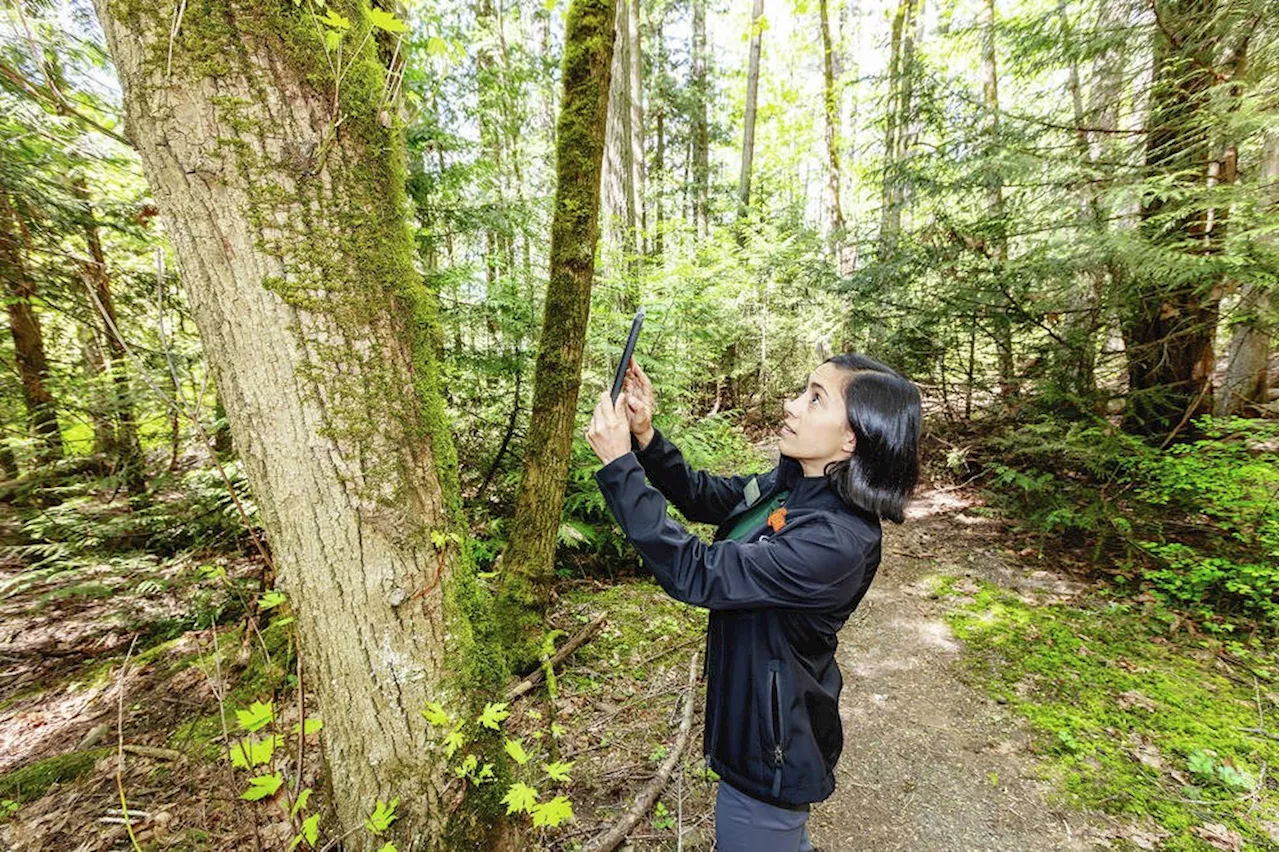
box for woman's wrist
[634,426,655,450]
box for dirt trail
[808,485,1109,851]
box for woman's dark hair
[819,353,922,524]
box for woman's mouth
[781,424,795,436]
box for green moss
[168,622,295,760]
[942,580,1279,849]
[0,749,112,804]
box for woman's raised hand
[621,356,655,440]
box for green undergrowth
[940,577,1279,850]
[559,580,708,691]
[168,617,296,761]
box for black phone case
[611,309,646,404]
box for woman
[585,353,922,852]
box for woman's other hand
[585,390,631,466]
[622,356,655,448]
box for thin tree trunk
[0,188,61,462]
[691,0,708,237]
[92,2,507,844]
[878,0,913,260]
[72,175,145,492]
[818,0,846,269]
[737,0,765,228]
[497,0,616,671]
[1217,126,1278,416]
[628,0,644,269]
[981,0,1015,398]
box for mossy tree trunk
[737,0,765,225]
[497,0,615,671]
[92,1,503,846]
[0,187,62,464]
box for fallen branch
[583,651,700,852]
[122,744,184,761]
[505,614,606,701]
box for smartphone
[610,308,646,405]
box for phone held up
[610,309,645,405]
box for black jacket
[593,426,882,808]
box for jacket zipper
[769,660,784,797]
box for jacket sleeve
[595,452,869,611]
[629,426,754,526]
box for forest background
[0,0,1276,848]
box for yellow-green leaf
[531,795,574,828]
[443,725,465,758]
[236,700,274,733]
[301,812,319,844]
[500,781,538,815]
[503,738,530,765]
[291,787,312,817]
[292,718,323,736]
[258,591,287,610]
[364,797,399,835]
[241,772,283,801]
[543,760,574,782]
[319,7,350,29]
[478,702,510,730]
[367,8,407,33]
[421,702,450,727]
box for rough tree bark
[0,187,62,463]
[1120,0,1260,436]
[496,0,615,670]
[91,2,503,846]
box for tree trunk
[0,188,62,463]
[1059,0,1124,400]
[981,0,1015,398]
[878,0,916,260]
[818,0,846,269]
[1215,124,1277,416]
[1120,0,1234,436]
[72,174,145,493]
[691,0,708,237]
[497,0,615,671]
[91,2,505,845]
[737,0,765,226]
[601,0,640,283]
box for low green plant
[942,579,1278,848]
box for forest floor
[0,436,1274,850]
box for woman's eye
[809,393,819,405]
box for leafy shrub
[978,414,1277,624]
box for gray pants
[714,780,815,851]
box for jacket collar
[775,452,845,511]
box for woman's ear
[841,426,856,457]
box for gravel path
[805,486,1110,851]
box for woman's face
[779,363,856,476]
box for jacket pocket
[768,659,787,797]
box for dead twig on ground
[583,651,700,852]
[115,633,143,852]
[506,614,606,701]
